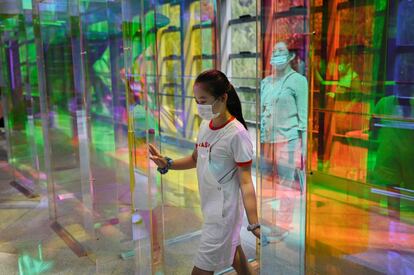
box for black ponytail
[226,84,248,129]
[195,69,248,129]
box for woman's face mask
[270,54,291,69]
[197,99,220,120]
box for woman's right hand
[148,144,168,168]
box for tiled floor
[1,132,413,274]
[0,132,256,274]
[0,152,95,274]
[306,183,414,275]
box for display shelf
[229,51,259,59]
[162,83,181,89]
[19,61,37,66]
[229,14,258,26]
[159,93,193,100]
[162,54,181,61]
[313,108,374,118]
[311,130,370,148]
[274,6,307,20]
[337,0,374,11]
[161,25,180,34]
[192,21,213,30]
[236,86,256,94]
[91,112,196,150]
[335,45,379,56]
[395,45,414,53]
[193,54,215,60]
[311,5,323,14]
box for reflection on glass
[122,1,218,273]
[260,41,308,274]
[314,50,367,181]
[2,0,414,274]
[308,1,414,274]
[373,53,414,219]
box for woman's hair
[195,69,248,129]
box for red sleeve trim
[236,160,253,167]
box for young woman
[149,69,260,274]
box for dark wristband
[247,223,260,232]
[157,157,173,174]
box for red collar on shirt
[209,116,235,130]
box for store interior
[0,0,413,274]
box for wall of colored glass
[0,0,412,274]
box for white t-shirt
[196,117,253,184]
[194,117,253,270]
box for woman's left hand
[252,227,260,239]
